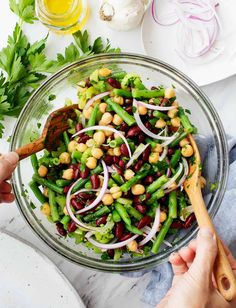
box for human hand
[0,152,19,203]
[157,228,236,308]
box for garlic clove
[99,2,115,22]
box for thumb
[189,228,217,282]
[0,152,19,182]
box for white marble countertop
[1,1,236,308]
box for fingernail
[4,152,19,165]
[199,227,214,239]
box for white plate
[142,0,236,86]
[0,231,85,308]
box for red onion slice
[134,98,176,111]
[159,146,168,161]
[72,125,132,158]
[164,158,189,193]
[85,232,139,249]
[139,207,161,246]
[81,91,110,126]
[126,143,150,168]
[161,163,184,190]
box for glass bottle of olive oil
[36,0,89,34]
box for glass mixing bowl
[11,53,228,272]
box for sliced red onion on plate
[85,232,139,249]
[81,91,110,126]
[72,125,132,158]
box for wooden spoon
[184,134,236,301]
[15,104,78,160]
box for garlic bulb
[99,0,147,31]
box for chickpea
[62,169,73,180]
[124,169,135,181]
[114,131,125,139]
[101,112,113,125]
[91,148,103,159]
[113,147,121,156]
[107,148,114,156]
[131,184,145,195]
[181,144,194,157]
[200,176,206,189]
[113,114,123,126]
[86,139,96,148]
[113,96,124,105]
[86,157,97,169]
[110,186,122,199]
[104,125,114,137]
[167,108,178,119]
[41,202,51,216]
[169,181,177,190]
[43,187,49,198]
[93,131,106,146]
[172,101,179,107]
[59,152,71,164]
[68,140,78,153]
[160,211,167,223]
[38,165,48,177]
[149,98,155,104]
[127,240,138,252]
[179,138,190,147]
[155,118,166,129]
[99,103,108,114]
[98,67,112,77]
[138,105,148,115]
[165,87,176,99]
[83,106,93,119]
[149,152,159,164]
[153,144,163,153]
[102,194,114,206]
[76,143,87,153]
[171,117,181,127]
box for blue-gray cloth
[126,137,236,307]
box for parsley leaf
[9,0,36,24]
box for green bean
[109,138,124,148]
[169,131,188,148]
[33,174,64,194]
[111,172,124,185]
[169,191,177,219]
[170,150,181,168]
[178,107,193,133]
[55,195,66,210]
[125,204,143,220]
[116,198,132,206]
[29,181,46,204]
[146,189,165,205]
[60,215,71,226]
[133,78,146,90]
[120,167,150,192]
[125,224,143,235]
[113,89,132,98]
[149,118,157,126]
[72,150,82,162]
[30,154,39,174]
[178,192,187,217]
[132,88,165,99]
[114,202,131,226]
[146,203,159,218]
[91,164,103,175]
[83,206,111,222]
[111,71,126,80]
[106,98,136,126]
[48,189,60,222]
[146,175,168,194]
[71,179,89,194]
[145,137,159,149]
[112,209,121,222]
[151,216,173,254]
[84,181,92,189]
[153,110,169,120]
[108,178,117,188]
[87,104,99,135]
[127,140,135,153]
[63,131,70,147]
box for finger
[179,246,196,265]
[0,193,15,203]
[189,239,197,252]
[189,228,217,282]
[169,252,188,275]
[0,152,19,182]
[0,181,12,194]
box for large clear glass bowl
[11,53,228,272]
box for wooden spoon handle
[189,186,236,301]
[15,138,44,160]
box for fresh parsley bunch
[0,0,120,137]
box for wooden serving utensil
[15,104,78,160]
[184,134,236,301]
